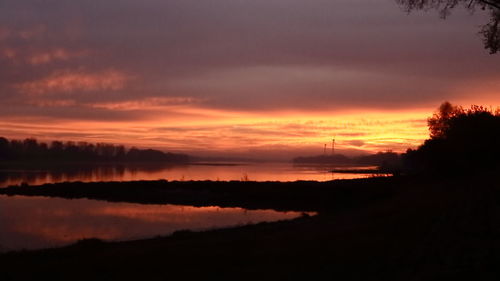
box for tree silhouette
[396,0,500,53]
[404,102,500,173]
[427,101,462,138]
[0,137,190,163]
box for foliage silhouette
[0,137,189,163]
[397,0,500,53]
[404,102,500,173]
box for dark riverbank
[0,177,401,213]
[1,173,500,280]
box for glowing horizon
[1,1,498,160]
[0,105,440,159]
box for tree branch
[478,0,500,10]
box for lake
[0,162,375,252]
[0,162,379,187]
[0,195,309,252]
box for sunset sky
[1,0,499,159]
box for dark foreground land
[1,173,500,280]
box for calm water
[0,195,308,252]
[0,163,378,187]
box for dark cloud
[0,0,498,129]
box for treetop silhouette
[404,101,500,173]
[397,0,500,53]
[0,137,189,163]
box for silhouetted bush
[74,238,105,248]
[403,102,500,173]
[355,151,401,167]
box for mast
[331,136,336,155]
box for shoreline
[1,174,500,280]
[0,177,400,213]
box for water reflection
[0,163,378,187]
[0,195,307,252]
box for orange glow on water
[0,195,306,250]
[0,163,379,187]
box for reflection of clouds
[0,165,126,187]
[87,205,299,224]
[0,162,383,188]
[13,224,123,243]
[0,196,303,250]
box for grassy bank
[0,177,401,213]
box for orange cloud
[18,25,47,40]
[17,69,131,95]
[26,99,77,107]
[28,48,89,65]
[0,25,47,41]
[89,97,202,110]
[1,48,16,59]
[0,107,431,157]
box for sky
[0,0,499,160]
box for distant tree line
[293,154,352,165]
[0,137,190,163]
[293,151,401,169]
[403,102,500,173]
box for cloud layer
[1,0,498,157]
